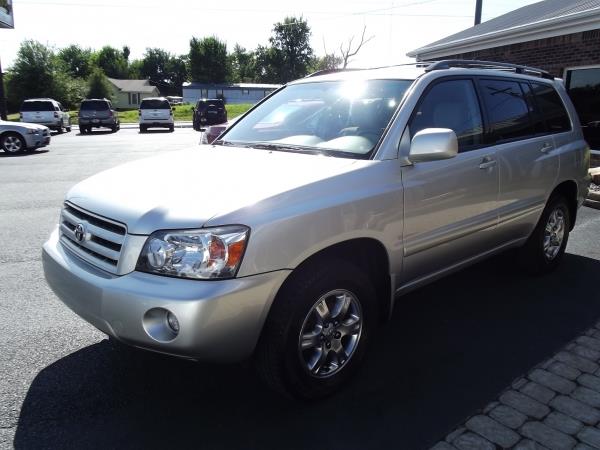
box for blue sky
[0,0,541,68]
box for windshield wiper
[212,139,237,146]
[240,142,324,155]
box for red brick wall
[436,29,600,77]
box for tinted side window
[520,82,546,134]
[409,79,483,151]
[530,82,571,133]
[480,79,533,142]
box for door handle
[540,142,553,153]
[479,157,497,170]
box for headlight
[136,226,249,280]
[26,129,39,134]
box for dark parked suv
[192,99,227,130]
[79,99,120,133]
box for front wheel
[1,132,26,154]
[518,195,571,275]
[254,259,377,399]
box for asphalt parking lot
[1,128,600,450]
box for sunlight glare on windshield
[338,80,367,100]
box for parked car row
[17,97,230,135]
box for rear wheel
[66,119,72,132]
[56,122,64,134]
[139,125,146,133]
[518,195,571,275]
[1,132,26,154]
[254,259,377,399]
[169,125,175,132]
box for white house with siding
[182,82,280,105]
[107,78,160,109]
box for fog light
[167,311,180,333]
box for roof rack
[424,60,554,80]
[304,68,362,78]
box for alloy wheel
[298,289,362,378]
[543,208,566,260]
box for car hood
[0,120,48,131]
[66,145,362,234]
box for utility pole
[474,0,483,25]
[0,55,6,120]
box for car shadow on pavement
[77,130,115,136]
[14,252,600,450]
[0,150,49,158]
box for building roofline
[407,6,600,59]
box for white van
[139,97,174,132]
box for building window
[242,89,250,95]
[129,93,139,105]
[201,89,208,99]
[565,66,600,150]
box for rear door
[479,78,561,241]
[401,78,500,282]
[140,99,171,121]
[21,101,55,124]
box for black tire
[518,195,571,275]
[111,125,118,133]
[1,132,26,154]
[139,125,146,133]
[169,126,175,132]
[66,120,72,132]
[254,259,377,400]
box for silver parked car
[0,120,50,154]
[20,98,71,133]
[43,61,591,399]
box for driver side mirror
[409,128,458,163]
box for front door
[400,78,500,283]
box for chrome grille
[59,202,127,273]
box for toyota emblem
[74,223,86,242]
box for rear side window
[80,101,109,111]
[479,79,533,143]
[409,79,483,151]
[21,101,54,112]
[530,82,571,133]
[140,99,170,109]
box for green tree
[189,36,228,83]
[229,44,255,82]
[166,55,188,95]
[58,44,93,79]
[87,68,112,99]
[310,53,343,73]
[269,16,313,82]
[93,46,128,79]
[7,40,57,99]
[253,45,283,83]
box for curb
[72,123,194,130]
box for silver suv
[43,61,591,399]
[20,98,71,133]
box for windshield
[220,79,412,158]
[140,99,171,109]
[80,101,109,111]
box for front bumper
[23,133,51,149]
[42,227,290,362]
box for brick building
[408,0,600,153]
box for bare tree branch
[340,26,374,69]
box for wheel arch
[274,238,393,324]
[549,180,578,230]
